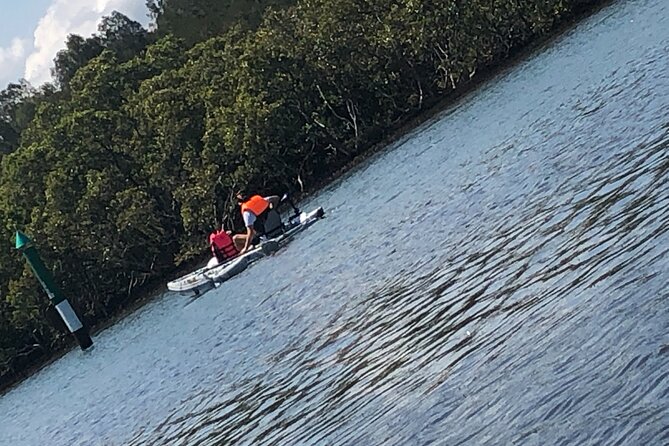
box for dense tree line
[1,0,600,388]
[146,0,298,44]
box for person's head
[235,190,248,204]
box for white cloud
[0,38,28,88]
[0,38,27,66]
[24,0,148,86]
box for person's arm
[240,226,255,254]
[265,195,280,209]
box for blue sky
[0,0,51,43]
[0,0,49,87]
[0,0,149,90]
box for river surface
[2,1,669,444]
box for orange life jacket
[209,230,238,261]
[240,195,269,217]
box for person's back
[234,191,281,253]
[209,229,238,263]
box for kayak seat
[260,208,285,238]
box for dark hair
[235,190,248,202]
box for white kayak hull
[167,207,325,296]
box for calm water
[2,0,669,444]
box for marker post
[15,231,93,350]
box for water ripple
[2,0,669,445]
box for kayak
[167,206,325,296]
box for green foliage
[0,81,37,155]
[52,34,105,90]
[147,0,297,44]
[1,0,600,387]
[51,12,151,91]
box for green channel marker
[15,230,93,350]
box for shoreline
[0,0,614,396]
[297,0,616,202]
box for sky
[0,0,150,90]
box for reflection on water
[2,0,669,445]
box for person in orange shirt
[233,191,280,254]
